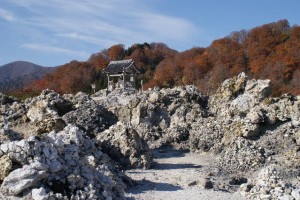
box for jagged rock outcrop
[190,73,300,172]
[0,90,118,142]
[208,73,272,139]
[1,73,300,198]
[25,89,72,135]
[98,122,152,169]
[62,99,117,135]
[0,90,73,141]
[209,72,249,115]
[94,74,300,184]
[209,72,271,115]
[105,85,208,149]
[0,125,126,199]
[263,94,300,125]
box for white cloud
[134,13,198,40]
[0,8,15,22]
[2,0,202,65]
[21,43,88,57]
[56,33,117,47]
[11,1,199,43]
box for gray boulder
[25,89,72,134]
[209,72,248,115]
[0,164,48,196]
[62,100,117,135]
[31,187,48,200]
[98,122,152,169]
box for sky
[0,0,299,67]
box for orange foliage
[24,20,300,97]
[107,44,125,60]
[30,61,95,94]
[146,20,300,96]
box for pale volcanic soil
[125,148,246,200]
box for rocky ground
[0,72,300,199]
[125,147,245,200]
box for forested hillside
[17,20,300,96]
[146,19,300,96]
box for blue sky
[0,0,299,67]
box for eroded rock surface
[240,166,300,199]
[0,125,126,199]
[63,93,117,135]
[1,73,300,199]
[0,155,12,181]
[98,122,152,169]
[104,85,208,149]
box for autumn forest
[12,20,300,97]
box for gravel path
[125,148,246,200]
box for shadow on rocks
[128,179,182,193]
[63,103,118,136]
[152,147,189,159]
[153,162,202,170]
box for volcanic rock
[98,122,152,169]
[0,125,127,199]
[0,155,12,181]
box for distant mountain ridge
[0,61,56,92]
